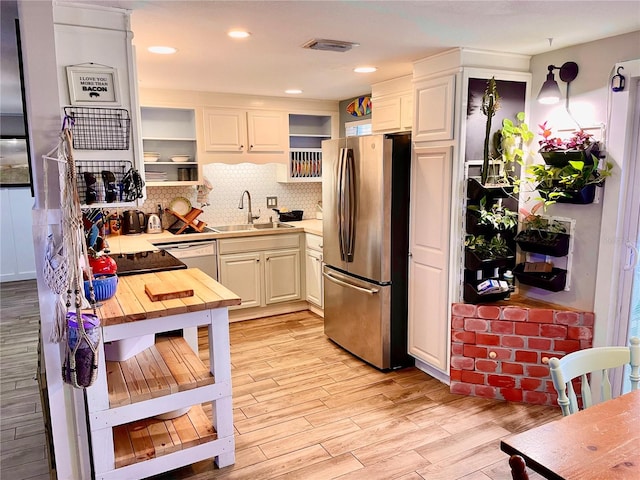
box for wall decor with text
[66,65,120,106]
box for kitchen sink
[209,223,294,233]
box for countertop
[106,219,323,254]
[98,268,241,327]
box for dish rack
[63,107,131,150]
[75,160,133,205]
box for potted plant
[538,122,599,167]
[464,234,515,270]
[466,196,518,235]
[527,157,613,204]
[515,214,570,257]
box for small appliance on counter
[146,214,162,233]
[122,210,146,235]
[272,208,303,222]
[113,250,187,276]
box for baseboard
[414,357,450,385]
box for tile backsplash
[141,163,322,226]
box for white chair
[549,336,640,416]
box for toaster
[146,214,162,234]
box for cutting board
[144,281,194,302]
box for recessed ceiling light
[354,66,377,73]
[285,89,303,95]
[228,30,251,39]
[148,46,177,54]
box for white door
[246,111,287,152]
[218,252,261,308]
[408,146,453,374]
[305,248,323,307]
[203,108,246,152]
[264,248,301,304]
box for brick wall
[450,303,594,406]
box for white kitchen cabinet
[304,233,323,308]
[203,107,287,155]
[412,74,455,142]
[218,234,301,309]
[140,107,199,186]
[371,75,412,134]
[408,145,453,375]
[277,114,332,183]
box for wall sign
[66,66,120,105]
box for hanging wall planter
[467,177,514,202]
[514,263,567,292]
[464,247,515,271]
[540,143,598,167]
[537,183,598,205]
[515,230,570,257]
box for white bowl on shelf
[144,152,161,162]
[171,155,191,163]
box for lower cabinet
[218,234,302,309]
[305,233,323,308]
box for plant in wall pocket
[538,122,599,167]
[466,196,518,235]
[515,214,570,257]
[464,234,515,271]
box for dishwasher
[158,240,218,351]
[161,240,218,280]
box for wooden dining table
[500,389,640,480]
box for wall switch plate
[267,196,278,208]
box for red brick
[544,380,557,393]
[502,362,524,375]
[582,312,595,326]
[528,337,552,350]
[451,316,465,330]
[501,388,523,402]
[515,322,540,336]
[556,311,580,326]
[461,370,485,384]
[521,378,543,391]
[476,333,500,346]
[580,340,593,350]
[554,339,581,353]
[502,336,525,348]
[491,348,514,360]
[475,384,499,399]
[487,374,516,388]
[529,309,554,324]
[540,324,568,339]
[450,368,462,381]
[502,307,527,321]
[567,326,593,340]
[463,345,487,358]
[451,356,475,370]
[464,318,489,332]
[477,306,501,319]
[450,381,473,396]
[524,391,550,405]
[491,320,514,334]
[452,330,476,343]
[451,343,464,355]
[475,359,499,373]
[515,350,538,363]
[452,303,477,317]
[526,365,550,378]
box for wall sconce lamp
[537,61,579,105]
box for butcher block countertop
[98,268,241,327]
[106,219,323,255]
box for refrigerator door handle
[323,271,379,295]
[344,148,356,261]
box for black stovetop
[113,250,186,276]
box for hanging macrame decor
[45,126,101,388]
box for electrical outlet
[267,196,278,208]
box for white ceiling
[2,0,640,115]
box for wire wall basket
[74,160,133,205]
[64,107,131,150]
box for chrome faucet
[238,190,260,224]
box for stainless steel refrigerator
[322,133,413,370]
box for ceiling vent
[302,38,359,53]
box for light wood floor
[1,280,561,480]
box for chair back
[549,337,640,416]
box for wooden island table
[85,268,240,480]
[501,389,640,480]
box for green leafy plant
[465,234,511,260]
[467,197,518,231]
[518,215,566,241]
[499,112,534,189]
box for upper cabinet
[203,108,287,155]
[140,107,199,186]
[371,75,413,134]
[413,75,456,143]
